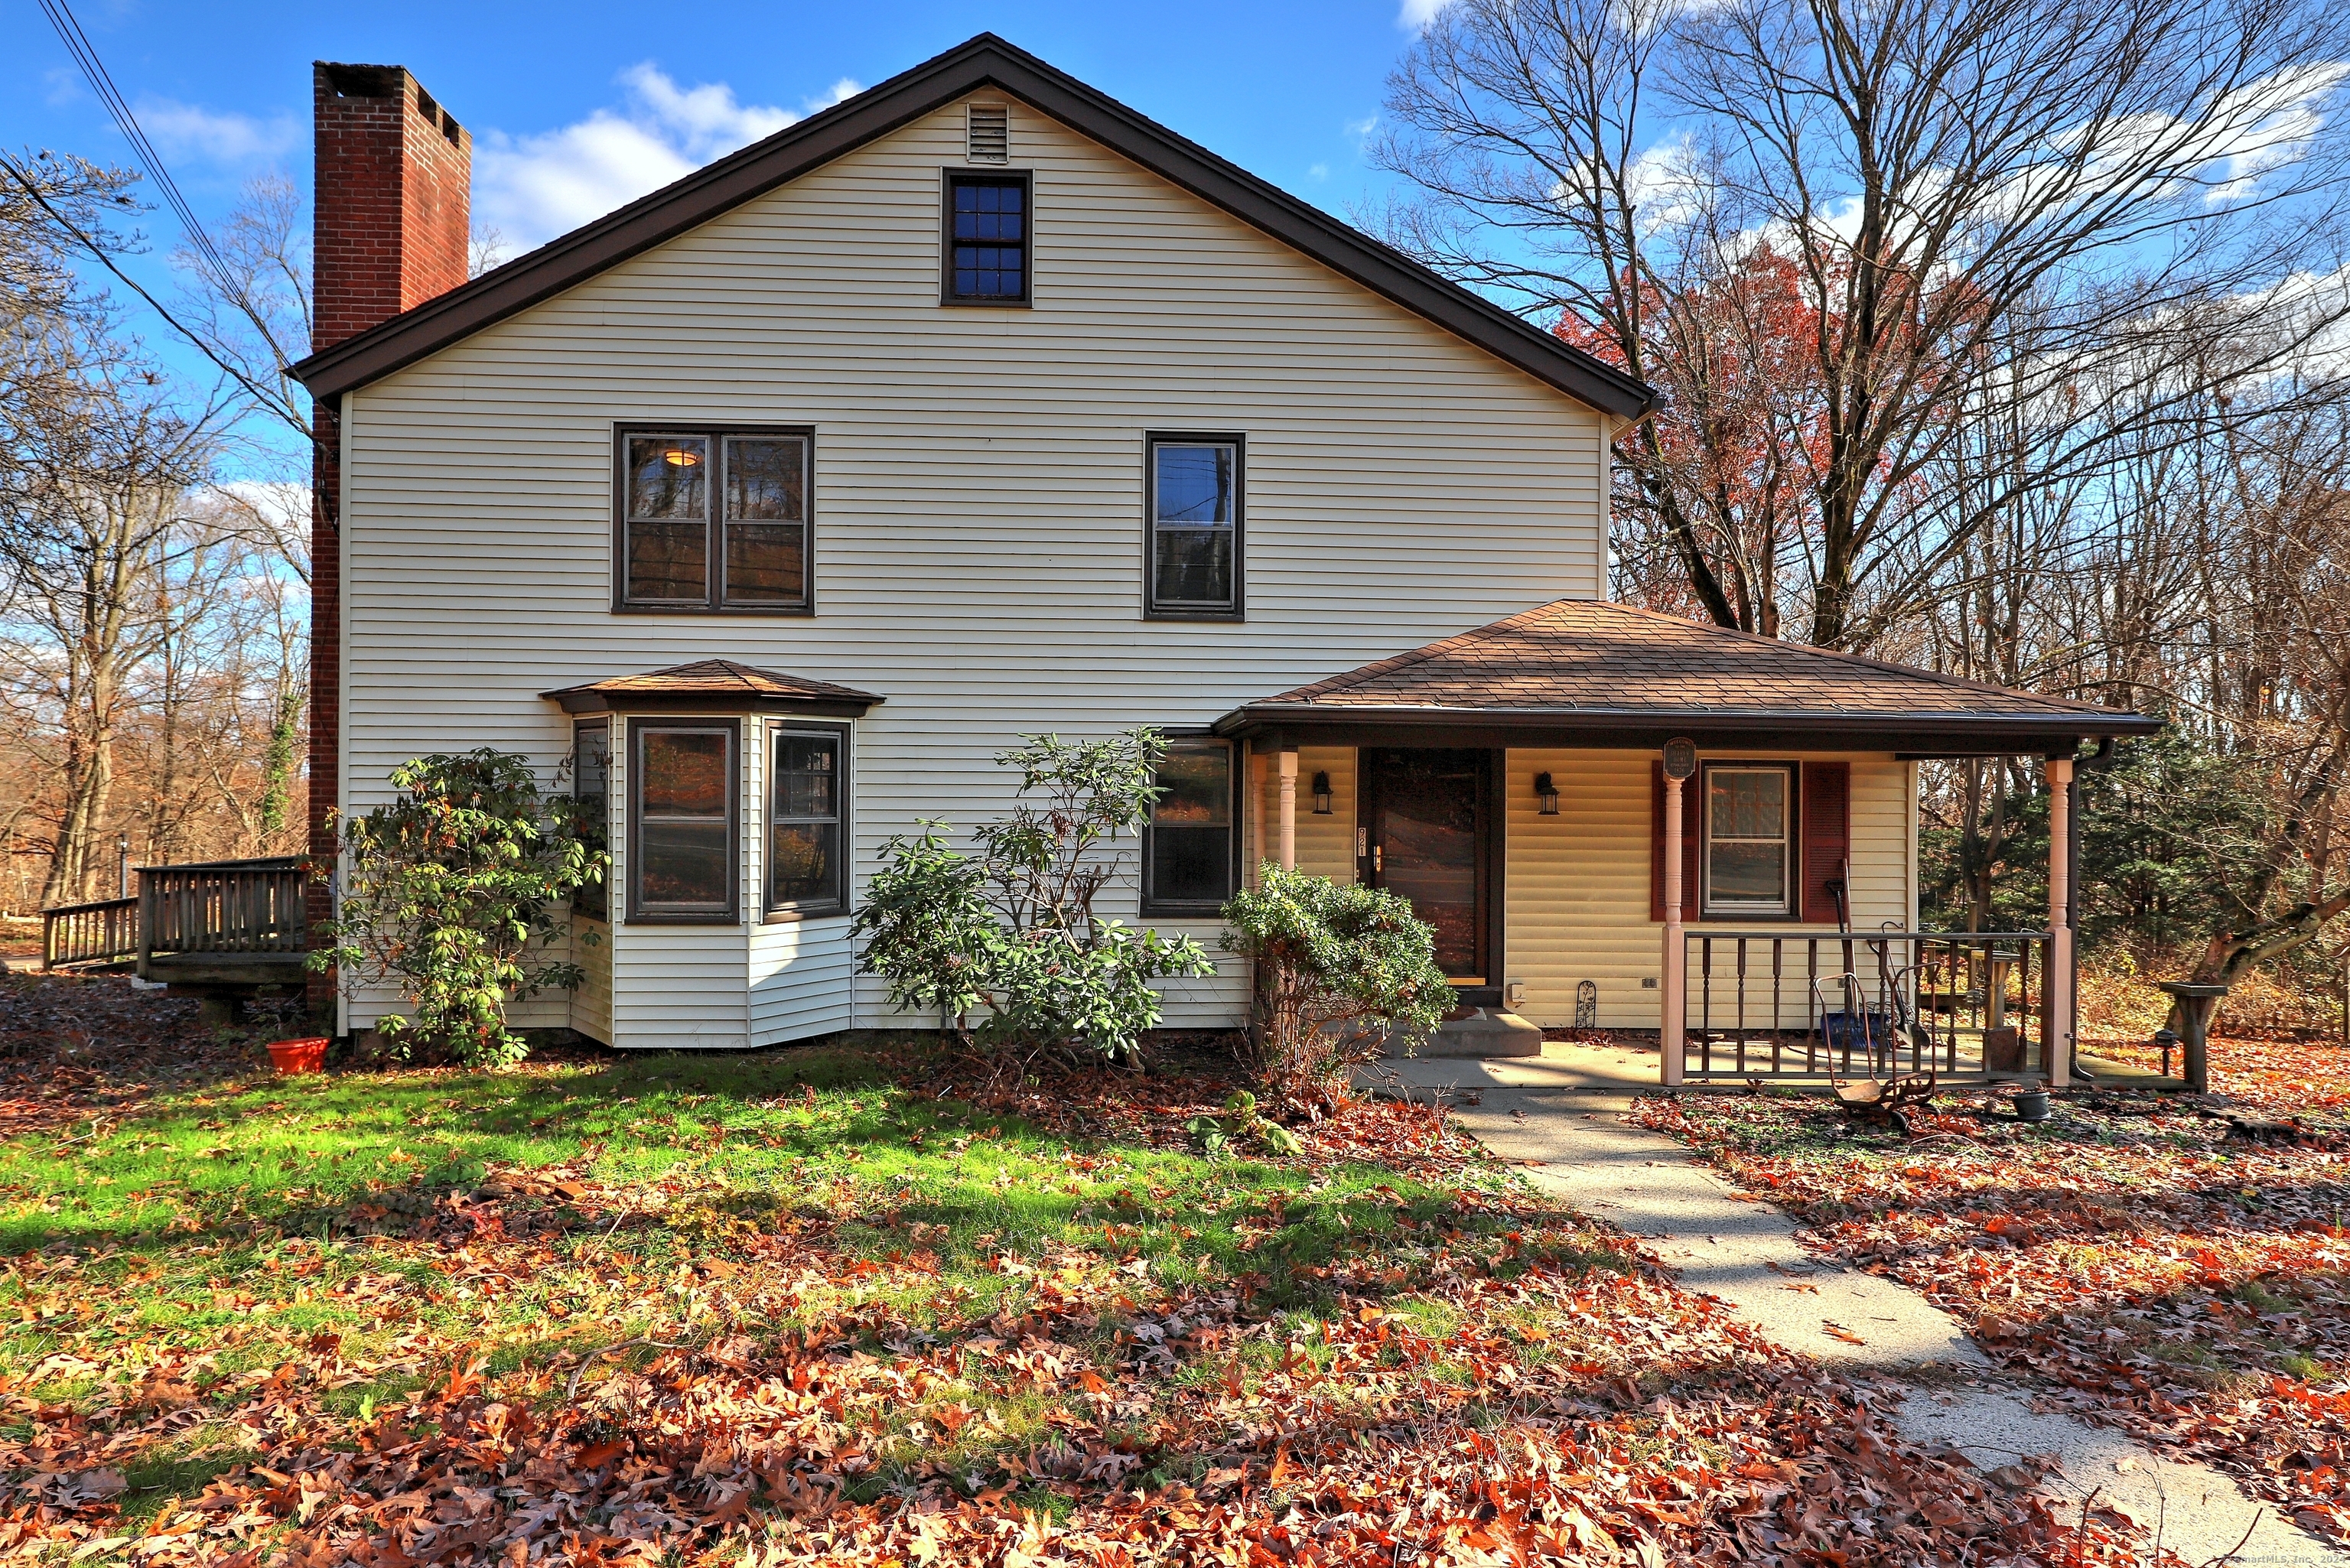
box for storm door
[1358,748,1496,994]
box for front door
[1359,748,1494,993]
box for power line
[36,0,239,298]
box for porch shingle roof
[541,661,881,715]
[1221,600,2157,750]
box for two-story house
[291,35,2156,1083]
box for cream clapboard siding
[1252,747,1359,884]
[749,719,858,1044]
[337,93,1610,1044]
[604,714,752,1049]
[572,916,612,1044]
[1502,751,1914,1029]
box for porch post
[1661,768,1687,1086]
[2045,756,2075,1085]
[1278,747,1298,872]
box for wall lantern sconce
[1310,771,1333,814]
[1534,772,1560,815]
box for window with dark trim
[942,172,1030,304]
[628,720,738,922]
[616,428,811,613]
[1145,434,1243,618]
[572,720,610,919]
[1143,738,1236,913]
[1702,763,1792,916]
[769,724,848,917]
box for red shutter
[1650,762,1702,922]
[1800,761,1851,925]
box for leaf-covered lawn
[1633,1060,2350,1547]
[0,976,2152,1566]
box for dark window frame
[765,719,852,922]
[1144,432,1246,621]
[572,719,611,920]
[1699,759,1800,920]
[626,717,741,925]
[939,169,1033,307]
[1141,735,1241,916]
[610,424,816,616]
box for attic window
[967,103,1010,162]
[942,173,1030,305]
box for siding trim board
[289,35,1651,418]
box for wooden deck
[42,857,309,994]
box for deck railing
[41,857,311,974]
[41,896,141,969]
[138,857,308,961]
[1685,929,2052,1082]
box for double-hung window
[942,173,1030,304]
[617,428,811,613]
[629,721,738,921]
[572,720,610,919]
[1146,435,1243,618]
[769,726,847,917]
[1143,739,1236,913]
[1703,764,1792,916]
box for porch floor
[1375,1035,2179,1094]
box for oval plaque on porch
[1662,737,1697,781]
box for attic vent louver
[967,103,1010,163]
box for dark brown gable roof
[542,660,880,716]
[290,34,1651,418]
[1219,600,2160,752]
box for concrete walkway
[1371,1052,2334,1566]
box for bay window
[769,725,848,916]
[572,720,610,919]
[629,720,737,921]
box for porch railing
[41,896,141,969]
[1684,929,2052,1082]
[138,857,308,964]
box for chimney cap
[316,62,410,99]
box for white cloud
[1398,0,1452,29]
[474,64,802,251]
[1345,114,1378,141]
[809,78,865,111]
[138,99,299,165]
[1308,161,1331,181]
[2202,62,2350,203]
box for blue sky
[7,1,1431,307]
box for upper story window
[1146,435,1243,619]
[617,428,810,614]
[1143,738,1236,914]
[572,720,610,919]
[769,725,848,918]
[1703,763,1792,916]
[942,173,1030,304]
[629,720,738,922]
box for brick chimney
[308,63,472,1023]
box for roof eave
[1214,702,2164,747]
[542,689,882,717]
[290,35,1652,418]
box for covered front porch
[1212,599,2161,1086]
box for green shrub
[853,728,1214,1063]
[311,747,605,1067]
[1219,865,1452,1090]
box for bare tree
[0,329,226,903]
[1375,0,2350,650]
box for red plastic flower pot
[267,1037,330,1075]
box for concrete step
[1392,1007,1544,1059]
